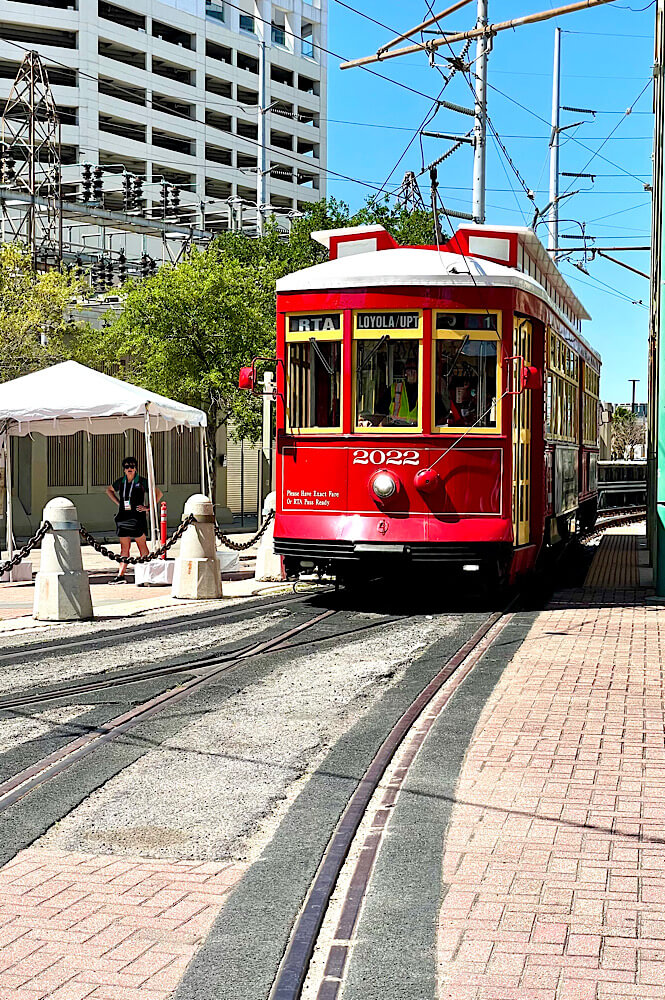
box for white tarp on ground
[0,360,206,436]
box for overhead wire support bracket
[421,131,475,143]
[437,99,475,117]
[340,0,620,70]
[376,0,474,54]
[421,140,467,173]
[441,206,475,221]
[562,105,596,115]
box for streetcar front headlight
[371,471,397,499]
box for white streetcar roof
[277,223,599,361]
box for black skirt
[115,511,149,539]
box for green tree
[67,244,277,452]
[68,196,444,457]
[0,243,89,382]
[214,195,443,273]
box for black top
[112,474,149,511]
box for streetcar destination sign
[356,312,420,331]
[435,312,497,330]
[289,313,341,332]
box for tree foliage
[67,244,277,444]
[68,197,444,444]
[0,243,89,382]
[610,405,645,460]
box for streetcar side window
[433,312,501,432]
[355,339,420,429]
[287,339,341,430]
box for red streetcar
[242,223,601,586]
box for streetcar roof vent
[311,224,398,260]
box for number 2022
[352,449,419,466]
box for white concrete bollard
[33,497,93,621]
[255,491,285,582]
[171,494,222,600]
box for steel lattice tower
[395,171,426,213]
[1,51,62,267]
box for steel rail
[0,608,339,813]
[581,508,646,544]
[0,586,333,666]
[270,602,517,1000]
[0,614,408,713]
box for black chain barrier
[78,514,196,564]
[0,521,52,577]
[215,509,275,551]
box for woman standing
[105,456,163,583]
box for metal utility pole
[548,28,561,252]
[472,0,488,224]
[258,370,274,512]
[629,379,639,414]
[649,0,665,593]
[0,51,62,268]
[256,24,268,237]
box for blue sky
[324,0,655,404]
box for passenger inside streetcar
[435,336,498,429]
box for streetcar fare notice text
[285,489,341,508]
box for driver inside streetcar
[375,357,419,426]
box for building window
[205,0,225,23]
[239,14,255,33]
[301,22,314,58]
[271,23,286,46]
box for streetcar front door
[512,317,532,545]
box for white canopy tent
[0,361,208,557]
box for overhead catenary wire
[487,80,650,187]
[560,78,652,195]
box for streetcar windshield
[288,339,341,430]
[356,339,420,428]
[435,337,498,429]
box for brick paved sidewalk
[0,847,246,1000]
[437,533,663,999]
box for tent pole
[144,410,158,547]
[199,425,207,496]
[4,429,12,561]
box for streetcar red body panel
[262,224,600,581]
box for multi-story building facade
[0,0,327,537]
[0,0,327,248]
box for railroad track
[582,505,646,544]
[0,608,340,813]
[269,602,518,1000]
[0,585,333,666]
[0,608,407,713]
[0,605,419,814]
